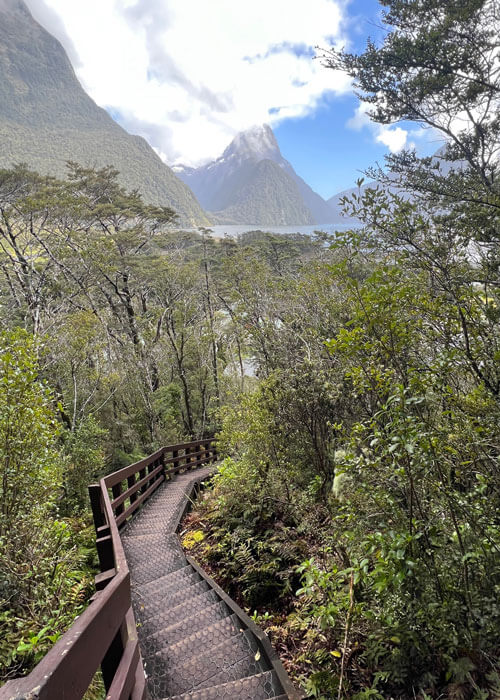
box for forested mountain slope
[210,158,315,226]
[0,0,210,226]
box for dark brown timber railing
[0,438,217,700]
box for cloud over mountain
[24,0,352,167]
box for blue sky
[25,0,441,200]
[275,0,439,197]
[276,0,385,197]
[275,93,440,199]
[275,94,383,198]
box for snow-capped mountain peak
[223,124,281,163]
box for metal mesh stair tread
[129,503,185,515]
[124,516,181,535]
[123,531,180,546]
[125,546,184,567]
[124,539,184,566]
[124,523,178,538]
[163,670,282,700]
[132,565,200,599]
[130,552,186,585]
[134,579,212,621]
[118,462,295,700]
[138,600,231,647]
[126,512,182,524]
[136,588,220,637]
[121,531,171,543]
[150,629,265,696]
[145,614,241,667]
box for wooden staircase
[0,440,302,700]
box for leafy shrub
[0,330,95,681]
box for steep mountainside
[211,159,314,226]
[175,125,334,225]
[0,0,210,226]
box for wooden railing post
[147,458,156,488]
[96,533,114,572]
[101,622,127,693]
[89,483,106,532]
[128,473,138,504]
[112,482,125,517]
[139,465,147,494]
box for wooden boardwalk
[0,440,300,700]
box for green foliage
[0,330,95,681]
[61,416,107,514]
[188,212,500,697]
[0,329,62,535]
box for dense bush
[0,330,96,681]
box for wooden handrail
[0,438,217,700]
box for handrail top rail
[0,567,130,699]
[103,438,214,487]
[100,474,127,572]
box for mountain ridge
[175,125,335,225]
[0,0,210,226]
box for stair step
[157,630,264,696]
[164,669,282,700]
[192,655,268,693]
[124,538,183,567]
[127,511,180,525]
[123,524,175,539]
[131,510,182,522]
[136,588,219,638]
[135,579,211,622]
[132,565,199,599]
[123,530,179,544]
[130,505,183,518]
[146,614,240,667]
[121,531,167,543]
[130,516,182,530]
[139,600,230,647]
[129,551,186,585]
[122,528,167,538]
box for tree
[322,0,500,240]
[323,0,500,403]
[0,329,62,535]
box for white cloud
[24,0,352,166]
[375,126,408,152]
[347,102,409,153]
